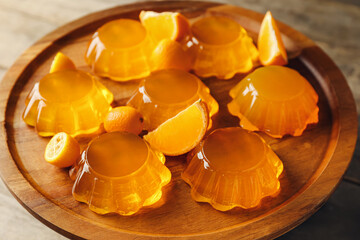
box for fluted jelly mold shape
[127,69,219,130]
[190,16,259,79]
[182,127,283,211]
[228,66,319,138]
[72,132,171,216]
[85,19,153,81]
[22,70,113,137]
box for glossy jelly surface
[190,16,258,79]
[127,69,219,130]
[182,127,283,211]
[85,19,153,81]
[228,66,319,138]
[23,70,113,137]
[72,132,171,216]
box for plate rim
[0,1,357,239]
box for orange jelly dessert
[127,69,218,130]
[23,70,113,137]
[72,132,171,216]
[182,127,283,211]
[228,66,319,138]
[85,19,152,81]
[190,16,258,79]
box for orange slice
[144,101,208,156]
[139,10,190,42]
[150,39,193,71]
[49,52,76,73]
[258,11,287,66]
[44,132,80,168]
[104,106,144,135]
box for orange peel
[104,106,144,135]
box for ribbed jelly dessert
[85,19,153,81]
[182,127,283,211]
[127,69,219,130]
[228,66,319,138]
[23,70,113,137]
[190,16,258,79]
[72,132,171,216]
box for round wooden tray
[0,1,357,239]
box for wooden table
[0,0,359,239]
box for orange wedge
[144,101,208,156]
[44,132,80,168]
[49,52,76,73]
[139,10,190,42]
[151,39,193,71]
[258,11,287,66]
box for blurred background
[0,0,359,239]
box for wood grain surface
[0,0,359,239]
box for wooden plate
[0,1,357,239]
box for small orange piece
[139,10,190,42]
[49,52,76,73]
[258,11,287,66]
[104,106,144,135]
[150,39,193,71]
[44,132,80,168]
[144,101,208,156]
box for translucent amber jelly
[182,127,283,211]
[228,66,319,138]
[23,70,113,137]
[72,132,171,216]
[190,16,258,79]
[127,69,218,130]
[85,19,153,81]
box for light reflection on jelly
[228,66,319,138]
[71,132,171,216]
[23,70,113,137]
[127,69,219,130]
[182,127,283,211]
